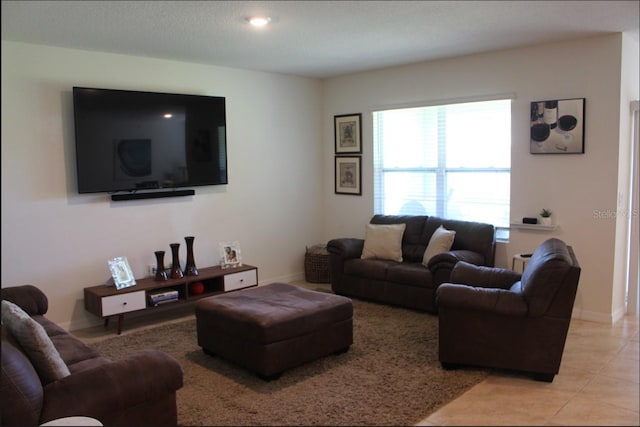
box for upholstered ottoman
[195,282,353,379]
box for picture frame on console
[335,156,362,195]
[108,256,137,290]
[220,241,242,268]
[334,113,362,154]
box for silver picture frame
[108,256,137,289]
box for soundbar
[111,189,195,201]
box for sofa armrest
[428,250,484,269]
[436,283,528,316]
[1,285,48,316]
[327,238,364,260]
[450,261,522,289]
[40,350,183,424]
[427,250,485,286]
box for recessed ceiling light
[247,16,271,27]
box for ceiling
[2,1,639,79]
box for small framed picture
[335,156,362,195]
[219,241,242,268]
[108,257,136,290]
[334,113,362,154]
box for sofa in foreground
[1,285,184,426]
[327,215,496,313]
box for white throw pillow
[422,225,456,266]
[1,300,70,384]
[361,223,406,262]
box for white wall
[1,41,323,330]
[3,34,637,329]
[322,34,638,323]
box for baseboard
[63,316,102,332]
[572,307,618,324]
[259,271,305,285]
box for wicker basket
[304,244,331,283]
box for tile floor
[74,282,639,427]
[417,314,639,426]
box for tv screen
[73,87,227,194]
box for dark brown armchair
[435,238,581,382]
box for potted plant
[539,208,552,226]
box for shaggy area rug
[90,296,488,426]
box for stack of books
[148,289,179,306]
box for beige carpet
[90,295,488,426]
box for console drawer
[223,269,257,291]
[101,291,146,316]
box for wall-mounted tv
[73,87,227,197]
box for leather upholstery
[196,282,353,378]
[327,215,496,313]
[1,285,184,426]
[436,238,581,382]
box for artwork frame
[108,256,137,290]
[335,156,362,195]
[530,98,585,154]
[334,113,362,154]
[220,241,242,268]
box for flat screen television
[73,87,227,196]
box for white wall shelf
[510,223,557,232]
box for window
[373,98,511,234]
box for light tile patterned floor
[417,315,639,426]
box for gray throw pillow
[1,300,70,384]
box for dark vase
[154,250,168,281]
[183,236,199,276]
[169,243,183,279]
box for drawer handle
[122,302,127,306]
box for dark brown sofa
[1,285,184,426]
[436,238,581,382]
[327,215,496,313]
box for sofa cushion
[386,262,433,288]
[422,225,456,266]
[345,258,397,280]
[49,333,103,367]
[31,314,102,367]
[65,356,112,375]
[1,300,70,384]
[361,223,406,262]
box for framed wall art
[108,256,137,290]
[335,156,362,195]
[530,98,585,154]
[334,113,362,154]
